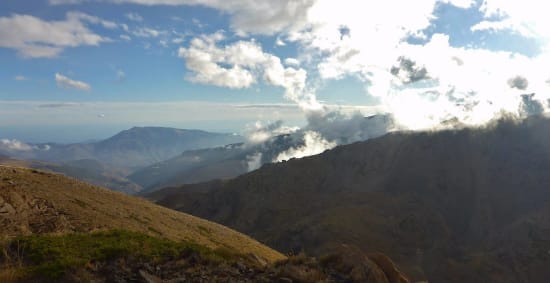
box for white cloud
[133,27,164,37]
[284,58,300,67]
[275,131,336,162]
[0,12,111,58]
[172,37,185,44]
[275,37,286,46]
[14,75,28,81]
[125,12,143,22]
[442,0,475,8]
[246,152,262,171]
[50,0,317,35]
[0,139,33,151]
[179,33,316,107]
[45,0,550,132]
[55,73,91,91]
[66,11,119,29]
[245,120,299,144]
[475,0,550,40]
[120,34,131,41]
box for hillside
[0,156,142,194]
[0,166,409,283]
[0,166,283,262]
[149,116,550,283]
[129,143,248,191]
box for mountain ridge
[1,127,243,169]
[149,116,550,282]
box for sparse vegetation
[0,230,242,281]
[0,166,285,263]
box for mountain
[129,143,248,191]
[0,166,409,283]
[133,115,393,192]
[0,156,142,194]
[2,127,243,169]
[148,116,550,283]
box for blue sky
[1,0,549,142]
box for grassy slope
[0,166,284,264]
[0,157,142,194]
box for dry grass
[0,166,285,263]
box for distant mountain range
[0,127,243,193]
[149,116,550,283]
[1,127,243,169]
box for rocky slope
[149,116,550,283]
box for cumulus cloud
[55,73,91,91]
[47,0,550,147]
[245,120,299,144]
[275,131,336,162]
[284,58,300,67]
[56,0,317,35]
[0,12,112,58]
[179,33,316,107]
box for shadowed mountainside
[149,116,550,283]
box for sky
[1,0,550,142]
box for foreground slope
[0,166,410,283]
[0,166,283,263]
[149,116,550,283]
